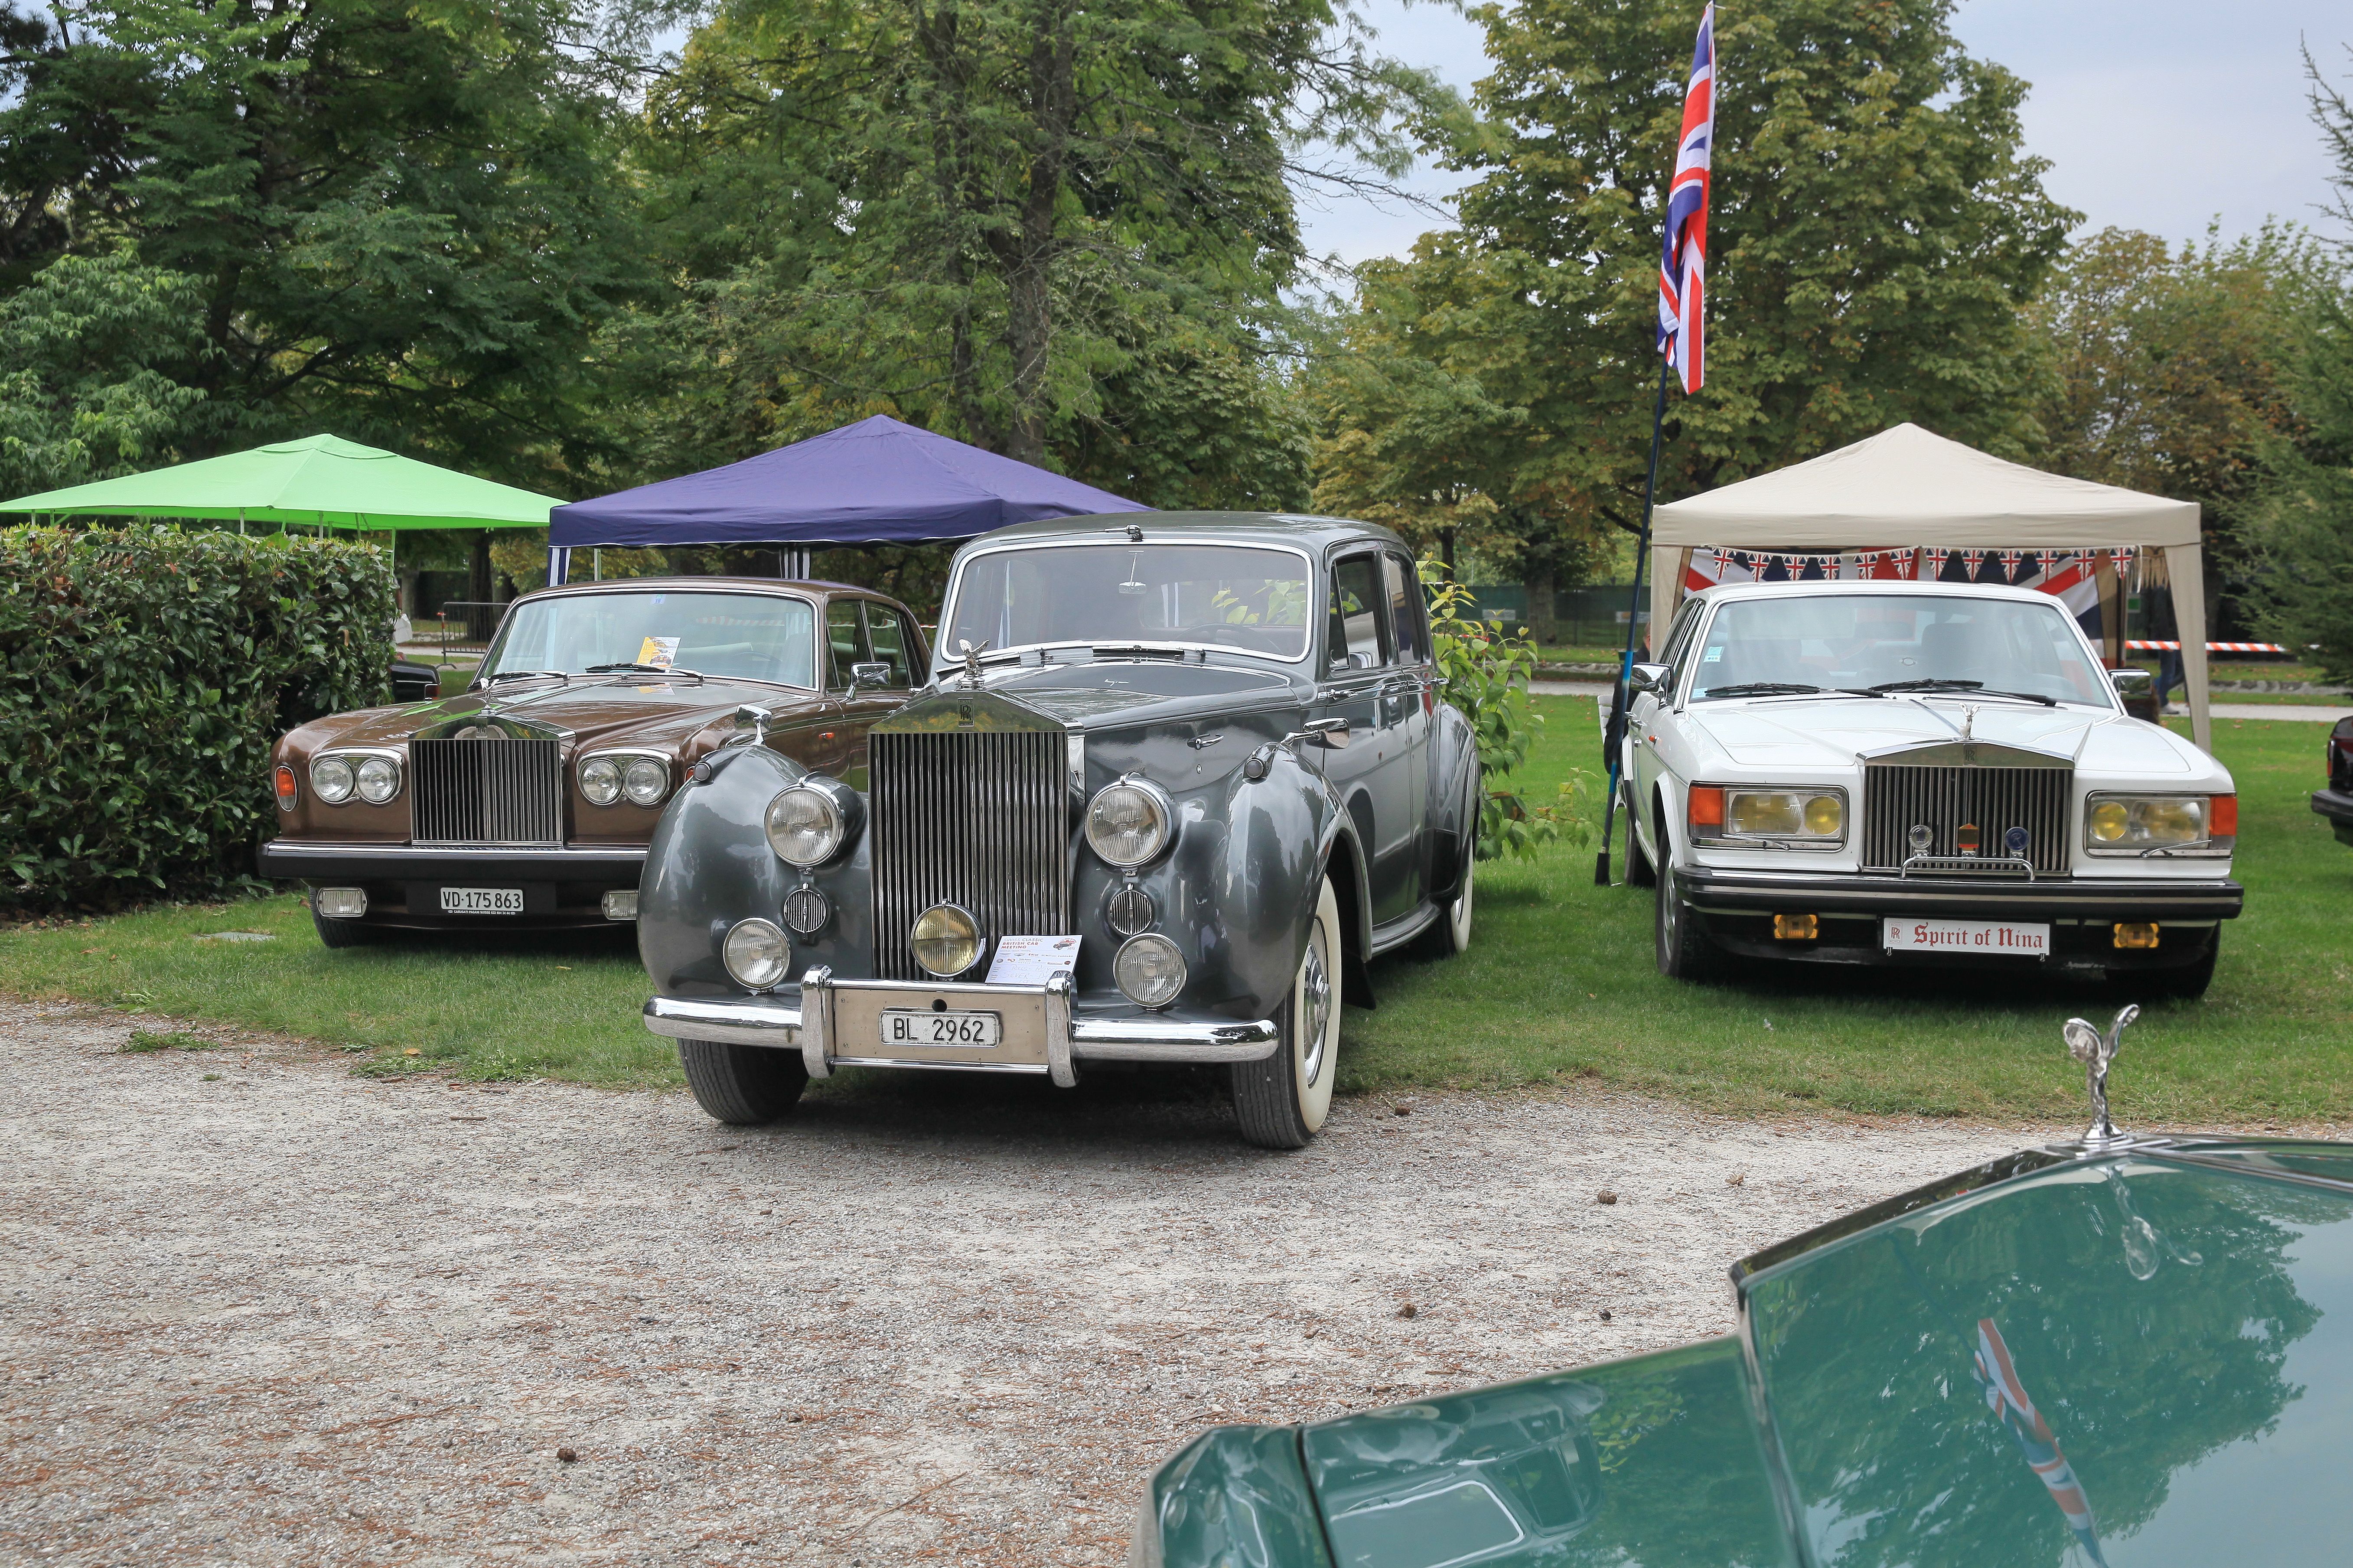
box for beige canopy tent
[1647,423,2214,750]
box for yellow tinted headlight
[1726,791,1803,836]
[2137,798,2205,843]
[2089,800,2129,843]
[1802,794,1843,836]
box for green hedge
[0,525,395,911]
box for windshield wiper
[1701,682,1828,698]
[585,662,704,682]
[483,669,567,685]
[1873,678,2056,707]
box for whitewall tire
[1231,875,1343,1148]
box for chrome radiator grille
[870,731,1070,980]
[409,738,564,846]
[1862,763,2072,874]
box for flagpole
[1594,354,1675,886]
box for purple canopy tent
[544,415,1146,583]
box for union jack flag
[1975,1319,2112,1568]
[1657,5,1716,394]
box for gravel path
[1,1001,2041,1567]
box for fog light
[601,889,638,921]
[1773,913,1818,940]
[1114,933,1186,1008]
[910,903,983,978]
[2113,922,2160,950]
[783,884,830,937]
[723,918,790,989]
[315,887,368,919]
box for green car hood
[1136,1142,2353,1568]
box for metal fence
[421,600,507,658]
[1459,585,1648,646]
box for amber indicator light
[1688,786,1725,830]
[273,765,298,810]
[1773,913,1819,941]
[2209,795,2238,837]
[1955,822,1981,854]
[2113,922,2161,950]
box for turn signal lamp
[1687,786,1725,831]
[274,765,298,811]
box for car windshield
[939,543,1313,663]
[480,590,816,686]
[1689,593,2112,708]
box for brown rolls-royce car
[261,577,929,944]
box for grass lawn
[3,701,2345,1125]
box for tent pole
[2167,541,2213,753]
[1597,355,1675,887]
[594,547,601,582]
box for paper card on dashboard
[986,934,1082,986]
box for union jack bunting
[1975,1320,2112,1568]
[1656,5,1716,394]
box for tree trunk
[1525,568,1558,647]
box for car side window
[1383,553,1430,667]
[861,604,914,687]
[1327,555,1388,673]
[826,601,869,689]
[1656,598,1706,699]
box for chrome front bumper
[642,966,1280,1087]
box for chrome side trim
[1069,1016,1280,1061]
[799,965,834,1080]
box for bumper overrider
[642,966,1280,1087]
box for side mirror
[737,704,775,745]
[1626,663,1672,697]
[1305,717,1350,750]
[848,660,894,691]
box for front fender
[1202,744,1354,1018]
[638,744,877,998]
[1429,703,1480,901]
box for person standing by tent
[2147,579,2184,714]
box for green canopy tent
[0,433,560,539]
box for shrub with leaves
[0,525,395,911]
[1422,559,1599,859]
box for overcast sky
[1297,0,2353,268]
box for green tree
[0,0,645,485]
[2028,225,2312,633]
[0,249,222,496]
[2250,49,2353,685]
[590,0,1437,503]
[1315,0,2074,592]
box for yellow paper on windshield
[636,635,681,671]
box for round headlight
[580,756,623,807]
[1086,779,1172,866]
[622,757,670,807]
[310,755,355,805]
[765,786,845,866]
[1802,793,1842,836]
[1114,933,1186,1009]
[910,903,982,978]
[355,755,401,805]
[2089,800,2129,843]
[723,918,790,989]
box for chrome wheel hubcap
[1300,933,1333,1087]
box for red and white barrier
[2125,641,2288,654]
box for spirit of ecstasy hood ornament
[956,638,991,688]
[2063,1004,2139,1145]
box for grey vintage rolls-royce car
[636,512,1482,1147]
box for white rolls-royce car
[1618,580,2241,996]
